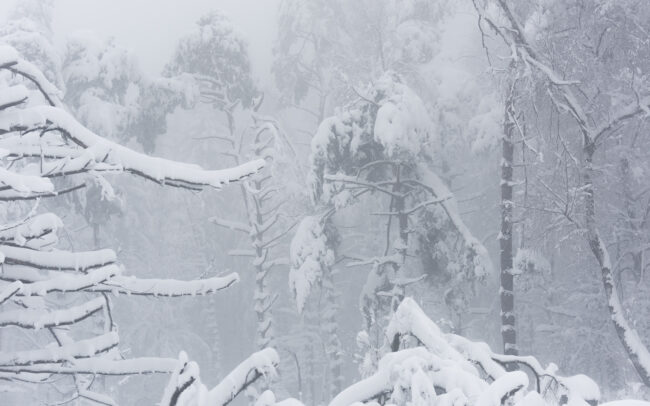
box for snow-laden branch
[0,266,240,298]
[331,347,473,406]
[0,281,22,305]
[0,44,263,403]
[384,298,602,405]
[593,96,650,142]
[0,45,264,194]
[162,348,279,406]
[0,332,119,366]
[206,348,279,405]
[0,46,63,108]
[0,244,116,271]
[0,213,62,249]
[0,85,29,111]
[0,168,54,196]
[18,265,120,296]
[289,216,336,314]
[0,357,179,375]
[93,272,240,297]
[0,106,265,190]
[415,164,493,278]
[0,297,104,329]
[476,0,650,146]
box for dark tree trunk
[500,88,518,363]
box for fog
[0,1,648,405]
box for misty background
[0,0,648,405]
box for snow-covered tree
[288,72,493,395]
[289,215,343,397]
[0,0,63,91]
[473,0,650,388]
[209,111,302,353]
[166,10,256,114]
[0,45,266,404]
[255,296,650,406]
[63,33,198,153]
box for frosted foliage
[289,216,336,313]
[63,34,140,92]
[165,11,256,108]
[309,72,434,202]
[63,33,198,151]
[0,0,63,90]
[373,73,436,157]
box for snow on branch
[93,272,240,297]
[0,244,116,271]
[475,0,650,146]
[0,213,62,249]
[0,357,179,376]
[0,45,264,193]
[0,46,63,108]
[205,348,279,405]
[17,265,120,296]
[0,297,104,329]
[161,348,279,406]
[0,281,22,305]
[289,216,336,313]
[330,347,472,406]
[0,85,29,111]
[414,164,493,278]
[0,332,119,366]
[0,263,240,298]
[0,44,261,403]
[0,106,265,190]
[0,167,54,196]
[382,297,603,406]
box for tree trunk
[252,178,273,350]
[322,269,343,397]
[500,87,518,363]
[584,141,650,387]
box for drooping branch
[161,348,280,406]
[0,106,265,190]
[384,298,601,405]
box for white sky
[0,0,279,86]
